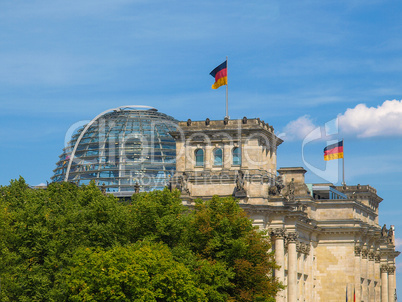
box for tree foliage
[0,177,282,301]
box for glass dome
[52,106,178,193]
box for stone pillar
[362,248,368,301]
[287,232,298,302]
[381,264,389,302]
[375,253,381,302]
[388,266,396,302]
[271,228,286,302]
[296,242,304,300]
[205,145,212,169]
[354,246,362,302]
[368,252,375,301]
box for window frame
[213,148,223,166]
[195,148,204,167]
[232,147,241,166]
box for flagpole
[342,138,345,186]
[225,56,229,118]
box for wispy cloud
[281,115,317,141]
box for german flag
[324,141,343,161]
[210,60,227,89]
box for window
[195,149,204,166]
[214,148,223,166]
[233,147,241,165]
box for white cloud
[281,115,317,141]
[338,99,402,137]
[282,99,402,141]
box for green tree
[189,196,282,302]
[65,241,206,302]
[0,178,133,301]
[0,178,282,301]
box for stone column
[204,145,212,170]
[375,253,381,302]
[287,232,298,302]
[362,248,368,301]
[368,252,375,301]
[381,264,389,302]
[388,266,396,302]
[296,242,304,300]
[354,246,362,302]
[271,228,286,302]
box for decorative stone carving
[287,178,296,202]
[223,117,228,125]
[187,119,192,126]
[178,172,190,195]
[294,201,307,212]
[369,252,375,261]
[388,265,396,275]
[242,116,247,124]
[381,224,388,237]
[268,175,285,196]
[375,253,381,263]
[134,182,140,194]
[380,264,389,273]
[361,249,368,259]
[388,227,394,244]
[270,228,286,239]
[234,170,247,198]
[296,242,310,254]
[354,246,362,256]
[287,232,299,243]
[205,118,210,126]
[305,244,311,255]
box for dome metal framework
[52,106,178,193]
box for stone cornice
[314,199,378,216]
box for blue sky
[2,0,402,294]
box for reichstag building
[52,106,399,302]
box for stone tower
[169,117,283,204]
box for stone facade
[170,117,399,302]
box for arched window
[195,149,204,166]
[214,148,223,166]
[232,147,241,165]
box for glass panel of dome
[52,107,178,193]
